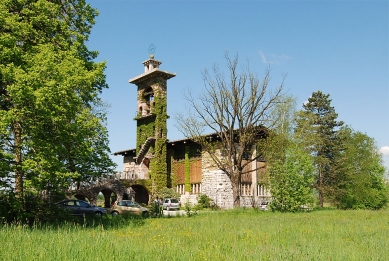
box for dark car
[56,199,107,217]
[110,200,149,217]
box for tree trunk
[318,166,324,208]
[14,122,23,199]
[232,170,241,208]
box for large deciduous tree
[269,143,315,212]
[333,126,387,209]
[0,0,115,200]
[262,96,315,211]
[295,91,343,207]
[175,53,284,207]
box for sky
[85,0,389,171]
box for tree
[269,143,315,212]
[294,91,344,207]
[333,126,387,209]
[175,53,284,207]
[261,95,315,212]
[0,0,115,204]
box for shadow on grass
[5,212,150,231]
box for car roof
[57,199,89,203]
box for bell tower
[129,54,176,192]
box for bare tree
[175,53,285,207]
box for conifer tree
[295,91,343,207]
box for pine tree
[295,91,343,207]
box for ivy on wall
[136,118,155,153]
[135,79,169,195]
[185,146,191,192]
[169,155,177,188]
[151,138,168,193]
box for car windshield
[170,199,179,203]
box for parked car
[56,199,107,216]
[110,200,149,217]
[162,198,180,211]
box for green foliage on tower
[136,117,156,153]
[150,137,167,192]
[185,146,191,192]
[134,81,169,194]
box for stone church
[114,55,270,209]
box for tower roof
[129,55,176,84]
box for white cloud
[259,51,291,64]
[379,146,389,157]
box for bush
[196,194,212,209]
[0,191,74,225]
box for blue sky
[86,0,389,171]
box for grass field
[0,208,388,261]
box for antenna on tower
[148,44,156,59]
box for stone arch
[72,180,136,207]
[131,184,149,205]
[100,188,117,208]
[74,194,89,202]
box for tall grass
[0,209,388,260]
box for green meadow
[1,209,388,261]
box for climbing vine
[185,146,191,192]
[150,138,168,193]
[134,80,169,195]
[169,155,177,188]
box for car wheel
[142,211,149,218]
[111,211,119,216]
[95,212,103,217]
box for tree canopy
[0,0,115,204]
[269,143,315,212]
[333,126,387,209]
[294,91,344,207]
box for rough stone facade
[201,169,234,208]
[71,179,135,208]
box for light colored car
[162,198,180,211]
[56,199,107,217]
[259,202,269,211]
[110,200,149,217]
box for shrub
[196,194,212,209]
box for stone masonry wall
[201,169,234,209]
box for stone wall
[123,157,149,180]
[240,195,271,208]
[201,169,234,209]
[179,192,199,207]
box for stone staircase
[135,137,155,164]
